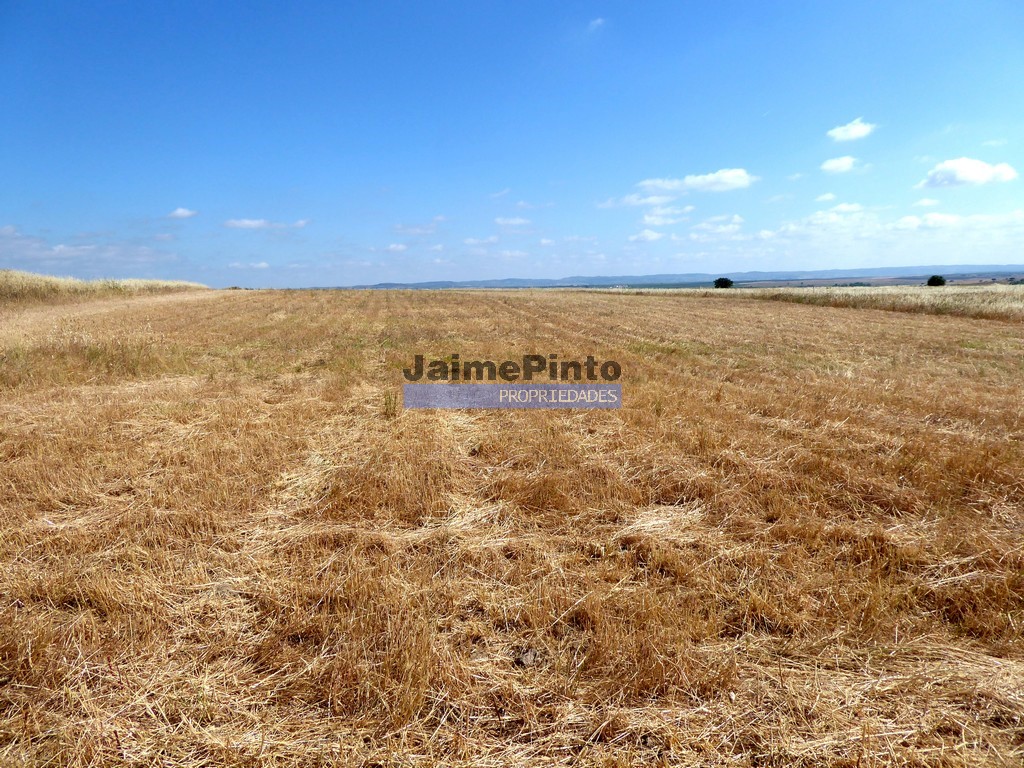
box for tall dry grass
[696,283,1024,322]
[0,287,1022,766]
[0,269,206,304]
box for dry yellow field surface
[1,286,1022,766]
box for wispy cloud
[688,215,745,242]
[598,193,675,208]
[889,211,1024,231]
[495,216,530,227]
[890,213,964,230]
[827,117,876,142]
[638,168,759,192]
[815,192,836,202]
[385,243,408,253]
[821,156,857,173]
[489,188,510,198]
[917,157,1018,188]
[167,207,197,219]
[628,229,665,242]
[0,225,176,275]
[588,18,605,33]
[395,222,437,235]
[464,236,498,245]
[224,218,310,229]
[229,260,270,269]
[913,198,940,207]
[225,219,271,229]
[642,205,694,226]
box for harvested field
[1,287,1022,766]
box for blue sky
[2,1,1023,287]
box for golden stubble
[1,285,1022,766]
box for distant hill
[348,264,1024,289]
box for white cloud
[540,238,555,246]
[489,188,510,198]
[501,249,528,258]
[639,168,758,193]
[827,117,876,142]
[683,168,759,191]
[168,207,197,219]
[628,229,665,242]
[831,203,863,213]
[429,244,444,252]
[464,236,498,245]
[588,18,605,32]
[495,216,530,227]
[229,260,270,269]
[385,243,408,253]
[913,198,940,207]
[816,193,836,202]
[982,139,1007,147]
[917,157,1018,188]
[821,156,857,174]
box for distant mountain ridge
[348,264,1024,290]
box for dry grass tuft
[1,286,1022,765]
